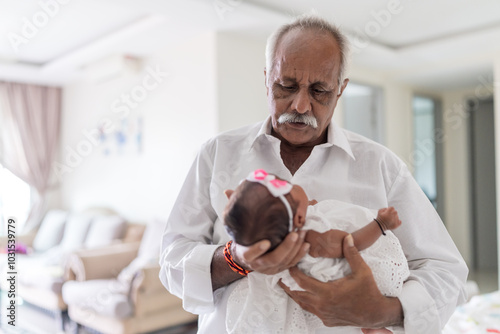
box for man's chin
[280,133,315,147]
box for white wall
[216,32,269,132]
[55,32,218,222]
[441,89,474,265]
[54,31,271,224]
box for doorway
[342,82,384,144]
[469,98,498,273]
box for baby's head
[223,169,308,252]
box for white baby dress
[226,199,410,334]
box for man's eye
[282,85,295,91]
[313,89,325,94]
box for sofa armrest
[131,264,164,296]
[65,242,140,281]
[131,264,185,317]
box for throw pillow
[32,210,68,252]
[84,215,126,248]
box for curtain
[0,81,62,232]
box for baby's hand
[308,199,318,206]
[376,207,401,231]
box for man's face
[266,29,348,147]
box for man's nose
[292,88,311,114]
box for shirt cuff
[182,244,219,314]
[399,279,442,334]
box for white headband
[245,169,294,231]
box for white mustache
[277,113,318,129]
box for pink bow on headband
[246,169,292,197]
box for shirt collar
[250,115,355,160]
[328,119,356,160]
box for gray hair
[265,13,349,86]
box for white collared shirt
[159,116,468,334]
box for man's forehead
[273,29,340,85]
[276,61,337,85]
[272,59,337,87]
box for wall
[348,65,476,264]
[440,74,498,267]
[495,58,500,284]
[347,66,413,163]
[216,32,269,132]
[55,32,218,223]
[441,89,474,265]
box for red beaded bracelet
[223,241,252,276]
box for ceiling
[0,0,499,90]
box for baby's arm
[306,207,401,258]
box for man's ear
[337,78,349,97]
[264,68,270,97]
[224,189,234,199]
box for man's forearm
[211,245,244,291]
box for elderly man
[160,14,467,333]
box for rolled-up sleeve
[159,141,220,314]
[389,165,468,333]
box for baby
[223,169,409,334]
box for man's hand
[279,234,403,328]
[233,230,309,275]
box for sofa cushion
[84,215,126,248]
[59,213,93,251]
[117,218,164,283]
[19,264,65,293]
[63,280,133,318]
[32,210,68,252]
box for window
[0,164,31,235]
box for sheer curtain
[0,81,62,232]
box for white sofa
[62,218,197,334]
[0,208,145,331]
